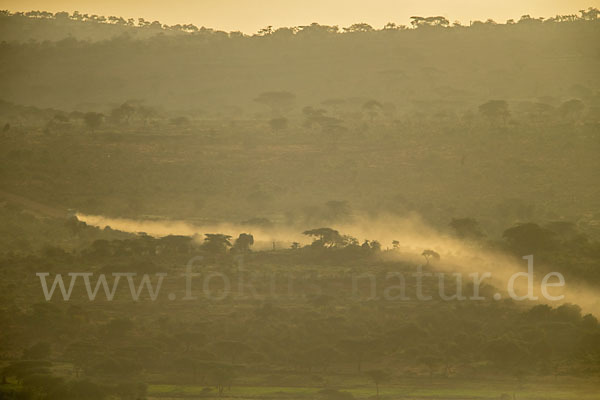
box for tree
[209,364,235,396]
[369,240,381,252]
[109,102,135,124]
[343,23,374,33]
[364,369,389,399]
[338,338,376,372]
[203,234,232,255]
[410,16,449,28]
[559,99,584,121]
[54,11,69,20]
[272,27,297,37]
[302,106,336,129]
[297,23,339,36]
[64,341,99,377]
[158,235,193,255]
[449,218,485,240]
[303,228,344,248]
[502,223,556,255]
[580,7,600,20]
[421,249,440,265]
[232,233,254,253]
[254,91,295,116]
[518,14,543,24]
[257,25,273,36]
[362,100,383,121]
[478,100,509,124]
[425,16,450,26]
[410,16,426,28]
[83,112,103,132]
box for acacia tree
[109,102,135,124]
[559,99,584,121]
[343,23,374,33]
[254,91,295,116]
[410,16,449,28]
[338,338,376,372]
[83,112,103,133]
[232,233,254,253]
[502,223,556,255]
[362,100,383,121]
[212,366,234,396]
[449,218,485,240]
[422,249,440,265]
[365,369,389,399]
[580,7,600,20]
[303,227,350,248]
[203,234,232,255]
[478,100,509,124]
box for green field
[147,378,600,399]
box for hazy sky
[2,0,598,33]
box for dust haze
[1,4,600,400]
[78,212,600,316]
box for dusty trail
[78,212,600,317]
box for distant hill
[0,9,598,110]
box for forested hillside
[0,9,599,111]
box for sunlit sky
[1,0,598,33]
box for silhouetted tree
[449,218,485,240]
[203,234,232,255]
[254,91,295,116]
[303,228,345,248]
[559,99,584,121]
[479,100,509,124]
[502,223,556,255]
[232,233,254,253]
[83,112,103,132]
[344,23,374,33]
[365,369,389,398]
[422,249,440,265]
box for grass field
[147,378,600,399]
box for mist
[1,5,599,400]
